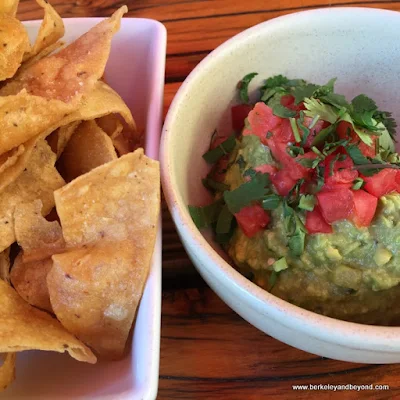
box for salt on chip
[14,200,65,263]
[0,279,96,363]
[0,249,10,283]
[0,6,128,105]
[23,0,65,62]
[0,139,65,252]
[48,240,152,359]
[47,121,80,158]
[55,148,160,247]
[0,15,30,81]
[0,353,16,391]
[10,253,53,313]
[60,120,117,181]
[0,1,19,16]
[0,90,74,156]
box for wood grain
[18,1,400,398]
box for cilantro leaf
[203,135,236,164]
[238,72,258,104]
[216,204,234,234]
[340,113,374,146]
[298,111,311,147]
[293,83,319,104]
[376,122,395,153]
[202,177,229,193]
[288,214,307,256]
[188,199,224,229]
[319,92,350,109]
[262,75,290,89]
[298,194,316,211]
[303,97,339,124]
[374,110,397,139]
[262,194,281,210]
[311,123,338,146]
[313,77,337,98]
[223,173,269,213]
[351,94,377,114]
[268,93,296,118]
[346,145,370,165]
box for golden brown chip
[47,121,80,158]
[0,353,16,392]
[0,15,30,81]
[0,139,65,252]
[23,0,65,62]
[14,200,65,263]
[0,249,10,283]
[0,90,74,156]
[0,1,19,16]
[48,240,151,359]
[0,6,128,104]
[111,128,138,156]
[0,279,96,363]
[55,148,160,247]
[10,253,53,312]
[60,120,117,181]
[96,114,123,139]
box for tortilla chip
[96,114,123,139]
[60,120,117,181]
[0,15,31,81]
[47,121,80,158]
[0,1,19,16]
[0,249,10,283]
[55,148,160,247]
[0,353,16,391]
[48,240,151,359]
[0,6,128,104]
[10,253,53,312]
[0,279,96,363]
[14,200,65,263]
[111,128,138,156]
[23,0,65,62]
[0,139,65,252]
[0,90,74,156]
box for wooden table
[20,0,400,398]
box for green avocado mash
[226,135,400,325]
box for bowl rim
[161,6,400,349]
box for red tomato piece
[270,169,296,196]
[323,151,358,189]
[363,169,398,198]
[337,121,377,158]
[231,104,253,132]
[243,102,282,142]
[352,190,378,227]
[280,95,306,112]
[235,204,270,238]
[396,171,400,192]
[305,207,333,234]
[316,188,354,223]
[273,117,294,143]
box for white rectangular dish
[1,17,166,400]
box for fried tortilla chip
[0,90,74,156]
[47,121,80,158]
[60,120,117,181]
[10,253,53,312]
[0,15,30,81]
[55,148,160,247]
[0,6,128,104]
[0,279,96,363]
[0,249,10,283]
[0,139,65,252]
[23,0,65,62]
[0,1,19,16]
[48,241,151,359]
[14,200,65,263]
[0,353,16,391]
[96,114,123,139]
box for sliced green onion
[290,118,301,143]
[308,114,320,129]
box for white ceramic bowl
[161,7,400,363]
[2,18,166,400]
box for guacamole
[189,75,400,325]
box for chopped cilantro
[262,194,281,210]
[202,177,229,192]
[238,72,258,104]
[346,145,370,165]
[319,92,350,109]
[266,131,274,139]
[329,153,340,177]
[298,111,311,147]
[293,84,319,104]
[188,199,224,229]
[311,123,338,146]
[223,172,269,213]
[287,144,304,158]
[216,204,234,234]
[203,135,236,164]
[303,97,339,124]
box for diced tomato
[323,151,358,189]
[316,188,354,223]
[396,171,400,192]
[231,104,253,132]
[305,207,333,234]
[337,121,377,158]
[270,169,296,196]
[280,95,306,112]
[352,190,378,227]
[235,204,270,238]
[363,169,398,198]
[273,118,294,143]
[254,164,278,175]
[243,102,282,142]
[302,116,330,149]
